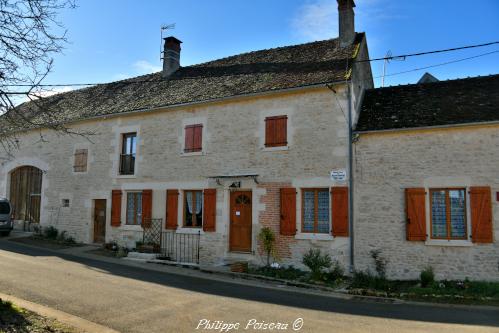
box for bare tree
[0,0,83,155]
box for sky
[41,0,499,95]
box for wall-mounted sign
[330,169,347,182]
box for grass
[247,265,345,288]
[0,299,78,333]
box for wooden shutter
[184,126,194,152]
[405,188,427,241]
[470,186,493,243]
[193,125,203,151]
[203,189,216,232]
[74,149,88,172]
[111,190,122,227]
[141,189,153,228]
[165,189,179,229]
[280,188,296,236]
[265,116,287,147]
[331,187,349,236]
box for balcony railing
[119,154,135,175]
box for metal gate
[160,231,200,264]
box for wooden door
[93,199,106,243]
[229,191,252,252]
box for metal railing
[159,230,200,264]
[119,154,135,175]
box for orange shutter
[265,117,274,146]
[141,189,153,228]
[193,125,203,151]
[280,188,296,236]
[203,189,216,232]
[165,189,179,229]
[184,126,194,152]
[405,188,427,241]
[111,190,122,227]
[470,186,493,243]
[331,187,349,236]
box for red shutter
[111,190,122,227]
[203,189,216,232]
[331,187,349,236]
[193,125,203,151]
[142,189,153,228]
[405,188,427,241]
[265,118,274,146]
[275,116,287,145]
[470,186,493,243]
[280,188,296,236]
[184,126,194,152]
[165,189,179,230]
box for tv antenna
[381,50,406,87]
[160,23,176,60]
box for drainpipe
[347,83,355,274]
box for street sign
[330,169,347,182]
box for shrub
[351,270,391,291]
[370,249,387,278]
[420,267,435,288]
[43,226,59,240]
[326,261,345,282]
[302,248,332,280]
[258,227,276,266]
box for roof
[5,33,365,132]
[356,74,499,132]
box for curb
[0,292,120,333]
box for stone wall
[354,125,499,281]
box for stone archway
[9,166,43,223]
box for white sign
[330,169,347,182]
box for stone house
[355,74,499,281]
[1,1,373,268]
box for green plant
[43,226,59,240]
[370,249,387,278]
[302,248,332,280]
[326,261,345,282]
[258,227,276,266]
[420,266,435,288]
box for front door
[229,191,252,252]
[93,199,106,243]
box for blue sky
[43,0,499,94]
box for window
[184,124,203,153]
[126,192,142,225]
[265,116,287,147]
[73,149,88,172]
[430,188,467,240]
[120,133,136,175]
[61,199,70,207]
[302,188,329,233]
[183,190,202,227]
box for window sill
[176,227,204,235]
[261,145,289,152]
[116,174,136,179]
[295,233,333,241]
[425,239,472,247]
[181,151,204,157]
[120,224,143,231]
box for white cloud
[34,86,74,98]
[133,60,162,74]
[291,0,394,41]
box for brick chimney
[337,0,356,47]
[162,36,182,78]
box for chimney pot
[162,36,182,78]
[337,0,356,47]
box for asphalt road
[0,239,498,333]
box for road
[0,239,497,333]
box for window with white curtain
[184,190,203,227]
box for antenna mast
[160,23,176,61]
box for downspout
[347,83,355,274]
